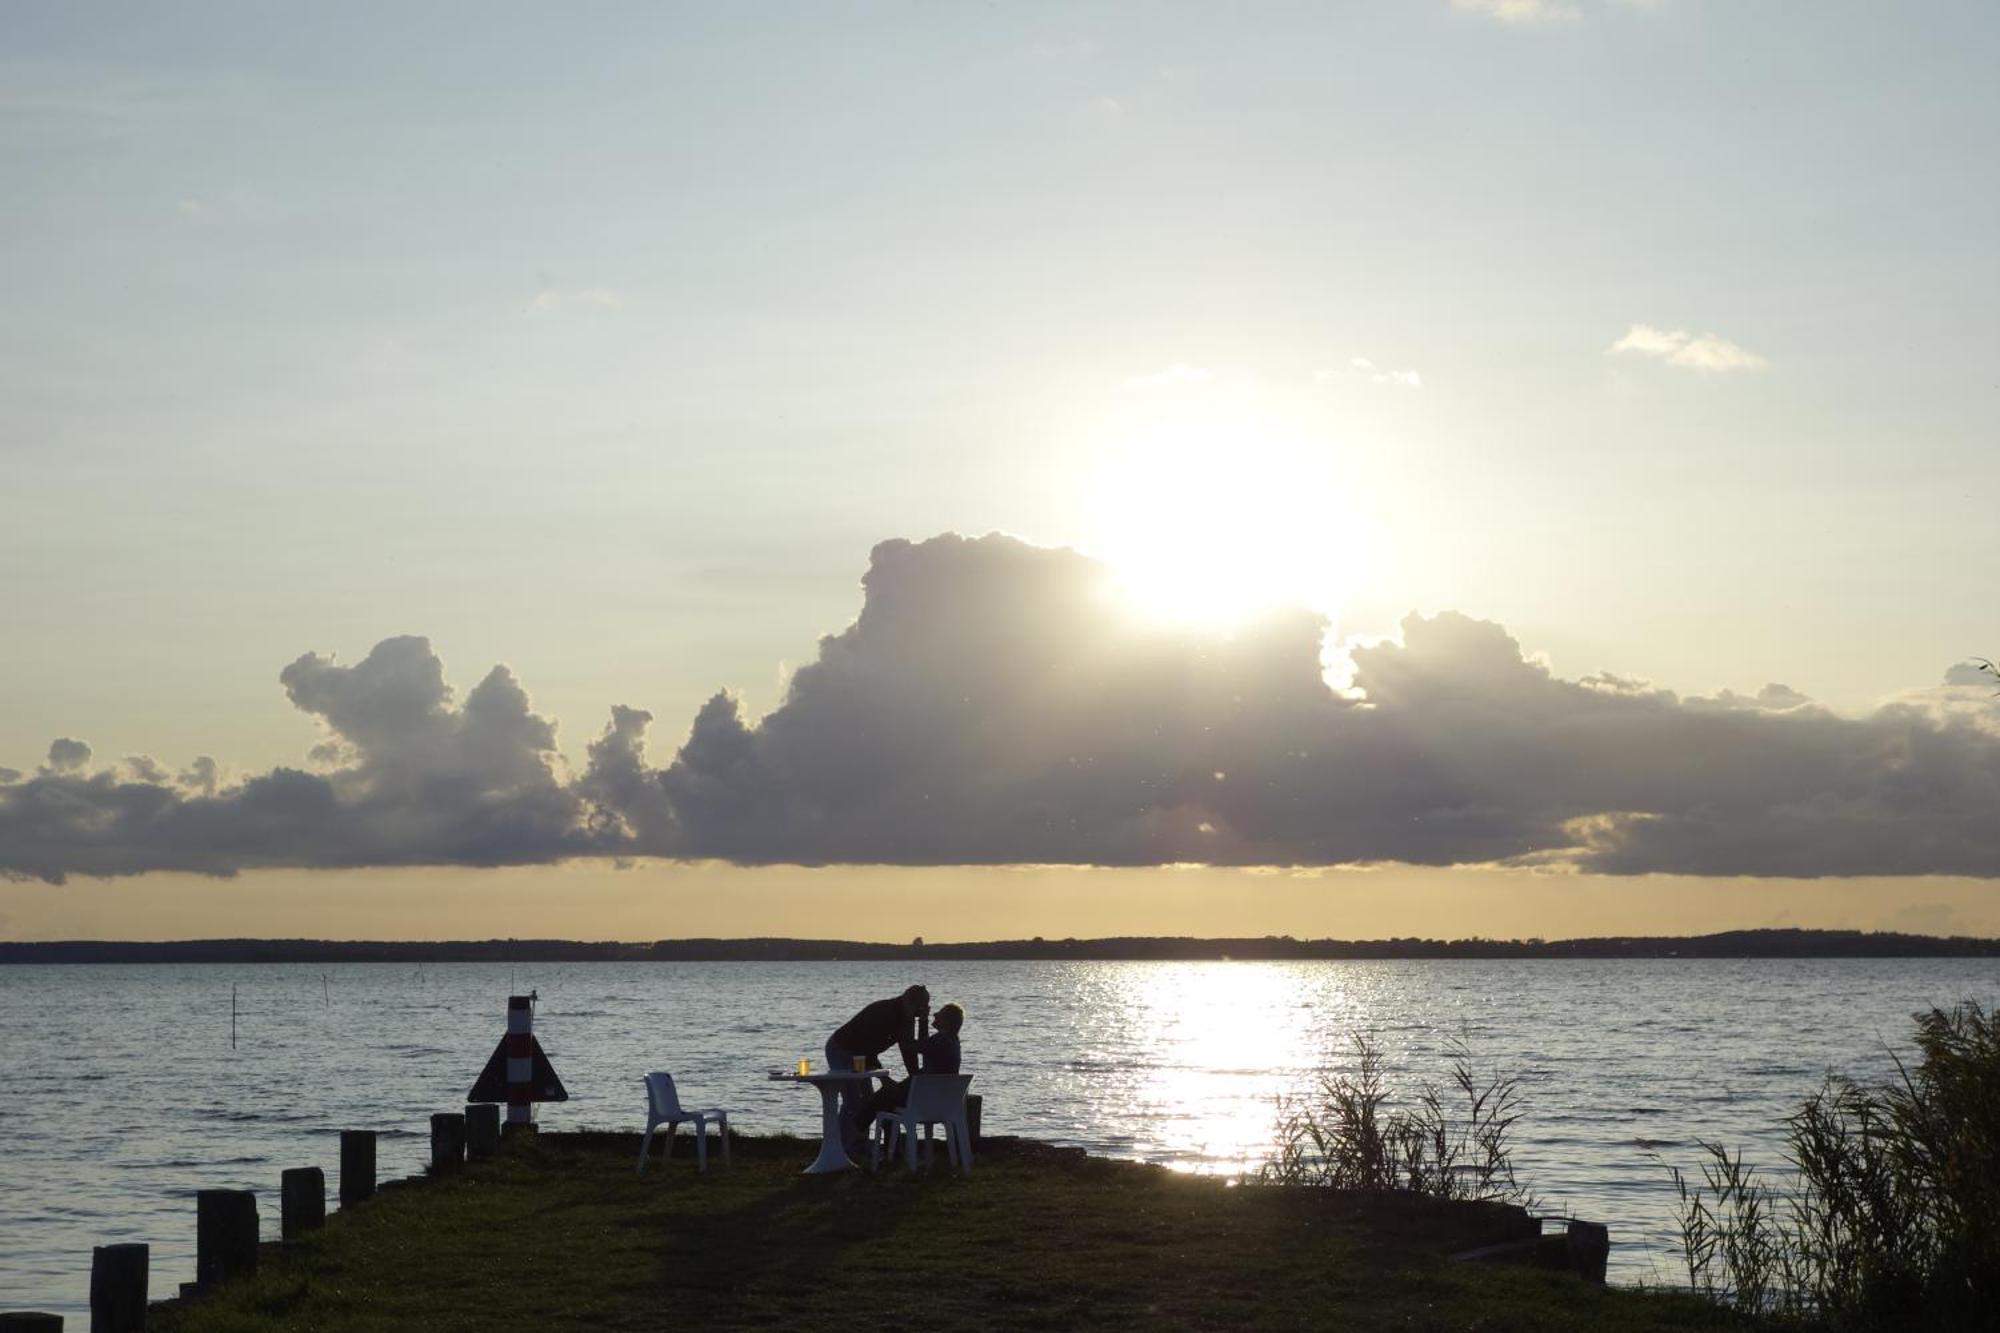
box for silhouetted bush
[1668,1001,2000,1329]
[1262,1035,1532,1206]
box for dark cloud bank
[5,534,1999,884]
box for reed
[1260,1034,1532,1207]
[1666,1001,2000,1329]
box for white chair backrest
[645,1071,684,1118]
[906,1073,972,1121]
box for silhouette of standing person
[826,984,928,1149]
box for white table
[769,1070,897,1173]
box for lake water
[4,957,1994,1321]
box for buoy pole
[505,994,535,1128]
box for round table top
[767,1069,894,1083]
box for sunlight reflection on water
[5,957,1996,1320]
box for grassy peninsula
[156,1132,1732,1332]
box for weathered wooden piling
[282,1166,326,1239]
[195,1189,258,1289]
[466,1102,501,1159]
[430,1112,467,1173]
[0,1313,64,1331]
[339,1130,376,1206]
[89,1241,147,1332]
[1566,1219,1610,1285]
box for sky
[4,1,1998,941]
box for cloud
[125,756,172,784]
[46,739,91,773]
[654,536,2000,877]
[6,536,2000,883]
[0,637,622,883]
[1610,323,1768,373]
[1453,0,1580,23]
[1320,357,1422,389]
[1945,660,1997,689]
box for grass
[155,1132,1740,1332]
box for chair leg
[720,1113,732,1168]
[904,1118,919,1171]
[695,1117,708,1173]
[637,1125,654,1175]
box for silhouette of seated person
[826,983,929,1147]
[866,1001,964,1122]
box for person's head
[934,1002,965,1034]
[900,984,930,1018]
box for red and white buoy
[469,992,567,1127]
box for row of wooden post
[0,1106,508,1330]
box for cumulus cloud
[5,536,2000,883]
[1945,659,1997,689]
[652,536,2000,877]
[0,637,625,883]
[124,755,172,784]
[1610,323,1768,373]
[46,739,92,773]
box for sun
[1088,419,1371,629]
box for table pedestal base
[805,1081,858,1174]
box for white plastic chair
[870,1074,974,1175]
[638,1072,731,1173]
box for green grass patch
[158,1132,1740,1332]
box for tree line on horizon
[3,927,1998,965]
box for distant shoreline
[3,927,1998,964]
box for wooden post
[282,1167,326,1239]
[89,1242,147,1333]
[465,1103,500,1159]
[195,1189,258,1289]
[0,1313,64,1331]
[965,1094,983,1144]
[339,1130,376,1207]
[430,1112,466,1173]
[1566,1220,1610,1284]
